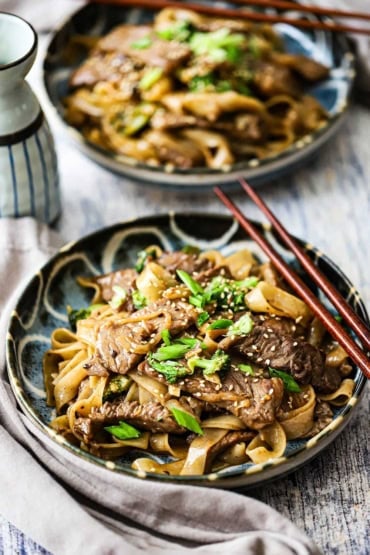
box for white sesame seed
[293,341,298,347]
[270,345,276,352]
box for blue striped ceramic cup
[0,12,60,223]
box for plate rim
[42,2,356,189]
[6,212,368,488]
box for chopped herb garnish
[152,343,193,361]
[157,20,193,42]
[103,375,131,402]
[161,329,171,346]
[104,421,141,440]
[170,407,203,435]
[207,318,233,330]
[227,313,254,336]
[188,349,230,376]
[132,290,147,310]
[131,36,152,49]
[67,304,103,331]
[197,311,210,326]
[238,364,254,375]
[181,244,201,255]
[135,248,157,273]
[147,355,190,383]
[269,367,301,393]
[248,35,261,58]
[189,73,215,92]
[177,269,204,296]
[109,285,127,309]
[189,294,205,309]
[235,276,259,288]
[139,67,163,90]
[189,28,245,64]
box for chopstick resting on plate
[92,0,370,36]
[214,183,370,380]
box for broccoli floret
[188,349,230,376]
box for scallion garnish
[139,67,163,90]
[239,364,254,375]
[227,313,254,336]
[269,368,301,393]
[177,269,204,296]
[207,318,233,330]
[131,36,152,49]
[109,285,127,309]
[170,407,203,435]
[104,421,141,440]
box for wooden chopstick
[214,186,370,380]
[92,0,370,36]
[239,178,370,352]
[231,0,370,22]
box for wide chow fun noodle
[65,7,329,170]
[44,245,354,476]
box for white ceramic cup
[0,12,60,223]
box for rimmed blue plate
[43,1,355,190]
[6,213,367,488]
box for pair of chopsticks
[93,0,370,36]
[215,180,370,380]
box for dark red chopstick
[214,186,370,380]
[239,178,370,352]
[92,0,370,35]
[231,0,370,22]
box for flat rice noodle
[278,385,316,440]
[149,433,188,458]
[132,457,185,475]
[318,379,355,406]
[224,249,257,280]
[136,261,177,302]
[202,414,245,430]
[180,428,228,475]
[245,281,312,325]
[246,421,286,463]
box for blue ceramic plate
[6,213,367,488]
[43,1,355,190]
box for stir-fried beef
[97,25,191,73]
[207,430,256,470]
[93,268,138,313]
[137,362,283,430]
[157,251,211,275]
[151,111,266,143]
[70,51,138,89]
[270,53,329,82]
[219,320,340,393]
[74,400,184,442]
[253,62,302,98]
[91,299,199,375]
[144,130,204,168]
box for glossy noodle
[65,8,329,170]
[44,245,354,475]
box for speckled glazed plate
[6,213,367,488]
[43,2,355,190]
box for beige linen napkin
[0,218,322,555]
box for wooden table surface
[2,13,369,555]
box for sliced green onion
[139,67,163,91]
[227,313,254,336]
[177,269,204,296]
[104,421,141,440]
[153,343,192,361]
[170,407,203,435]
[161,329,171,346]
[235,276,259,288]
[109,285,127,309]
[238,364,254,375]
[197,311,210,326]
[132,290,147,309]
[207,318,233,330]
[181,244,201,254]
[131,36,152,49]
[269,367,301,393]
